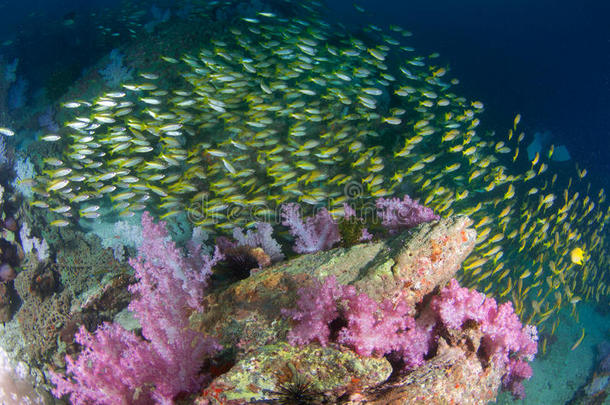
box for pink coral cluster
[232,222,284,262]
[50,323,160,405]
[282,276,429,370]
[376,195,439,233]
[281,276,345,346]
[50,213,222,405]
[283,277,537,398]
[280,195,439,254]
[430,279,537,399]
[280,203,341,254]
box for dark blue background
[325,0,610,189]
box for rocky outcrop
[191,216,506,404]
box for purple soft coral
[232,222,284,262]
[282,276,345,346]
[283,277,537,396]
[130,212,222,311]
[50,213,222,405]
[280,203,340,254]
[283,276,429,369]
[431,279,537,398]
[50,323,160,405]
[376,195,439,233]
[337,292,413,357]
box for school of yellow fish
[31,0,608,352]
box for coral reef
[19,220,50,263]
[2,197,537,405]
[50,213,221,405]
[215,222,284,280]
[376,195,440,233]
[0,281,13,323]
[12,208,130,366]
[0,181,27,324]
[54,232,126,296]
[97,49,133,87]
[14,266,71,364]
[190,215,531,404]
[231,222,284,263]
[280,203,341,254]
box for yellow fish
[50,219,70,227]
[504,184,515,200]
[570,247,585,265]
[513,114,521,130]
[571,328,585,351]
[531,151,540,166]
[512,147,519,162]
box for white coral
[0,346,45,405]
[19,222,49,262]
[12,156,35,199]
[91,218,143,262]
[98,49,133,87]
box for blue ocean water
[325,0,610,190]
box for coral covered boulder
[191,215,525,404]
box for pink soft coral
[337,292,413,357]
[282,276,345,346]
[376,195,439,233]
[283,276,429,369]
[431,279,537,361]
[50,323,159,405]
[232,222,284,263]
[283,277,537,395]
[431,279,538,398]
[280,203,340,254]
[50,212,222,405]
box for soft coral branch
[280,203,340,254]
[50,212,221,405]
[375,195,439,233]
[283,277,537,392]
[282,276,429,369]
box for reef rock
[192,215,505,404]
[0,282,12,323]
